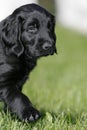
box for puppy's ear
[2,14,24,57]
[11,41,24,57]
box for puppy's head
[2,4,57,59]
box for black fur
[0,4,56,122]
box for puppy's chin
[35,48,57,58]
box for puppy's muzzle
[42,42,52,50]
[42,41,57,55]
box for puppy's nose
[42,42,52,50]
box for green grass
[0,25,87,130]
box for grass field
[0,25,87,130]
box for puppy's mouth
[36,46,57,58]
[25,46,57,59]
[43,47,57,56]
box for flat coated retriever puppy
[0,4,56,122]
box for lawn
[0,25,87,130]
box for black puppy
[0,4,56,122]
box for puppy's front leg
[1,86,41,122]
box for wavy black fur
[0,4,56,122]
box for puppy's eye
[28,23,38,33]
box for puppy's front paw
[21,106,41,122]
